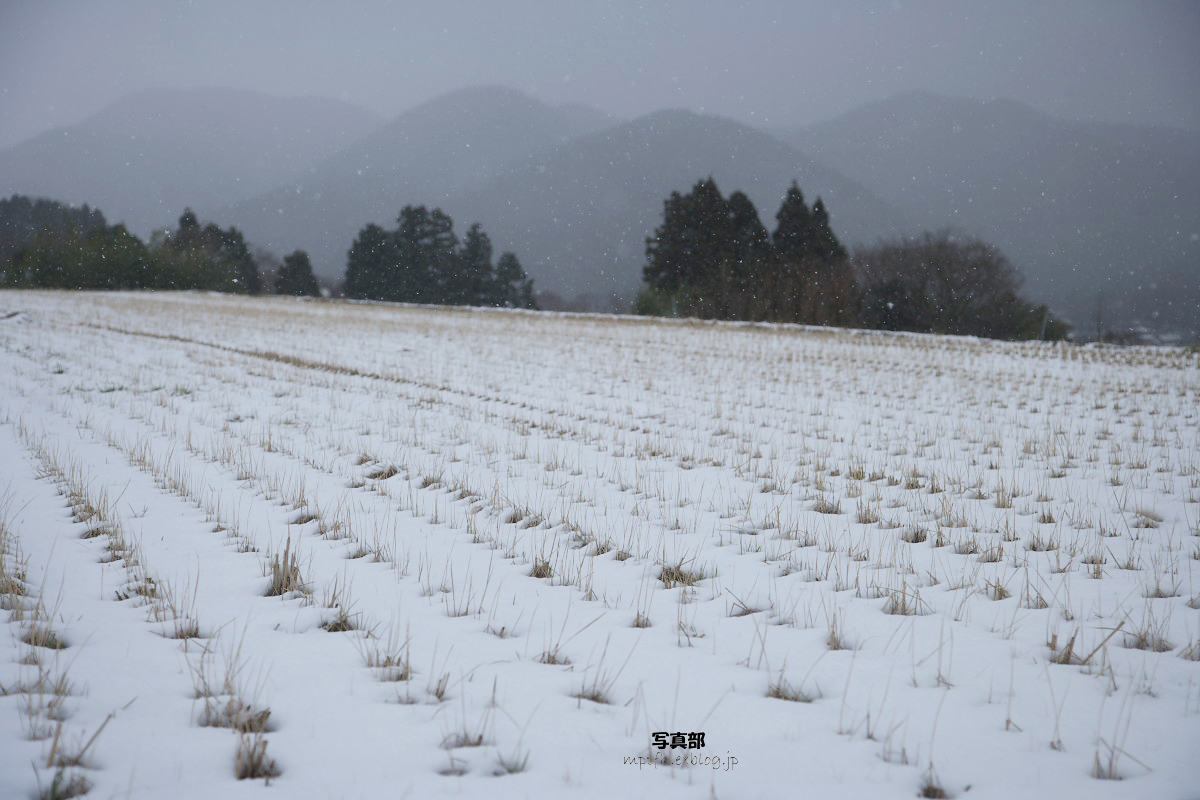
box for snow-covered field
[0,290,1197,800]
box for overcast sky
[1,0,1198,149]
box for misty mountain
[9,82,1190,335]
[784,92,1200,331]
[216,86,618,272]
[0,87,381,237]
[443,109,907,301]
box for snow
[0,290,1197,799]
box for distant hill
[222,89,904,301]
[216,86,619,275]
[443,108,908,301]
[7,84,1190,335]
[0,87,381,236]
[784,92,1200,332]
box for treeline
[345,206,536,308]
[1,195,534,309]
[0,196,310,295]
[4,188,1065,340]
[640,178,1068,340]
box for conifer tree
[518,277,538,310]
[177,208,200,236]
[770,182,815,321]
[276,250,321,297]
[218,226,261,295]
[809,197,857,326]
[393,206,431,302]
[345,223,392,300]
[810,198,846,262]
[772,182,815,258]
[494,251,531,308]
[643,189,692,298]
[726,190,770,318]
[456,223,494,306]
[688,178,736,318]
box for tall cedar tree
[393,206,455,303]
[494,251,535,308]
[805,198,857,326]
[770,182,814,321]
[344,223,393,301]
[726,190,771,319]
[456,223,494,306]
[769,182,857,324]
[276,250,321,297]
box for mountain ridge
[784,92,1200,327]
[0,86,381,236]
[439,106,907,300]
[2,85,1193,331]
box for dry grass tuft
[321,608,360,633]
[1026,532,1058,552]
[360,625,413,680]
[202,696,273,734]
[264,538,306,597]
[660,561,708,588]
[365,465,398,480]
[827,613,854,650]
[169,617,202,640]
[319,576,362,632]
[235,732,280,781]
[1123,612,1172,652]
[37,769,92,800]
[919,766,949,799]
[882,587,930,616]
[985,580,1011,601]
[442,731,486,749]
[1048,630,1081,664]
[811,496,843,515]
[495,748,531,775]
[23,624,68,651]
[537,648,570,666]
[767,672,820,703]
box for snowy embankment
[0,290,1197,800]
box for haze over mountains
[215,85,620,295]
[442,108,904,303]
[785,92,1200,331]
[1,84,1196,331]
[0,87,381,240]
[221,87,903,303]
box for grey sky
[2,0,1198,149]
